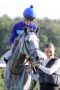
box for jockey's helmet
[23,5,36,21]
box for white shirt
[42,59,49,67]
[39,58,60,75]
[30,57,60,81]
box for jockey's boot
[4,58,8,64]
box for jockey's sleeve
[38,58,60,75]
[9,25,17,45]
[9,21,24,45]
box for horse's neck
[11,35,24,64]
[9,34,28,68]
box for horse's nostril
[35,56,39,61]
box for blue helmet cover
[23,5,36,19]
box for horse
[4,28,46,90]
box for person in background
[3,5,38,63]
[29,42,60,90]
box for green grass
[0,79,6,90]
[0,68,6,90]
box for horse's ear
[35,27,40,36]
[36,27,39,33]
[24,26,28,34]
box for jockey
[9,5,37,46]
[3,5,38,64]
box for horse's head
[23,28,41,65]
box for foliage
[0,79,6,90]
[0,15,22,57]
[0,68,6,90]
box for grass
[0,68,6,90]
[0,78,6,90]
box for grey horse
[4,29,42,90]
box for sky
[0,0,60,19]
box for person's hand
[38,59,42,65]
